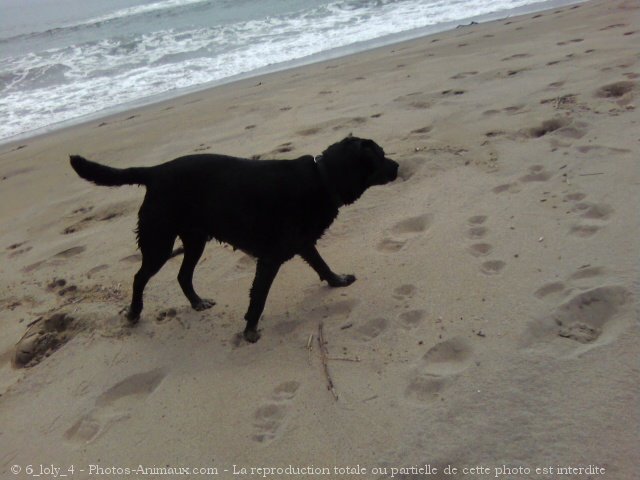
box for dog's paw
[327,274,356,288]
[244,329,261,343]
[243,328,261,343]
[192,298,215,311]
[124,307,140,324]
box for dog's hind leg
[177,230,215,311]
[299,245,356,287]
[128,232,176,323]
[243,258,282,343]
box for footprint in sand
[252,381,300,443]
[599,23,627,31]
[483,104,526,116]
[571,202,614,221]
[563,194,614,238]
[13,312,81,368]
[480,260,506,275]
[24,245,87,273]
[120,253,142,263]
[47,277,79,298]
[467,226,488,240]
[156,308,177,323]
[556,38,584,46]
[468,215,487,226]
[440,89,466,97]
[353,317,389,342]
[377,214,432,253]
[492,182,521,194]
[86,264,109,278]
[504,104,527,114]
[54,246,86,258]
[595,80,635,100]
[399,309,426,330]
[524,117,570,139]
[569,225,601,238]
[528,264,631,356]
[501,53,532,61]
[393,92,433,110]
[310,299,359,320]
[273,142,294,154]
[568,266,605,280]
[463,216,506,276]
[467,216,488,238]
[256,299,359,343]
[396,157,428,182]
[331,116,368,132]
[501,68,529,78]
[405,337,473,402]
[409,126,432,136]
[534,281,566,300]
[450,71,478,79]
[563,192,586,202]
[468,243,493,257]
[575,145,630,155]
[62,202,134,235]
[297,127,321,137]
[495,153,576,198]
[65,369,166,445]
[520,165,551,183]
[7,241,32,258]
[525,286,630,356]
[392,284,416,301]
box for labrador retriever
[70,136,398,342]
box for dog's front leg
[299,245,356,287]
[243,258,282,343]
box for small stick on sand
[327,356,361,362]
[318,322,339,401]
[306,333,314,365]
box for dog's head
[322,137,398,205]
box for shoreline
[0,0,587,150]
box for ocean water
[1,0,582,143]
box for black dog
[70,137,398,342]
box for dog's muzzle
[385,157,399,182]
[369,157,399,186]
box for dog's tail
[69,155,149,187]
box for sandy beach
[1,0,638,478]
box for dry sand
[1,0,638,478]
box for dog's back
[71,154,334,257]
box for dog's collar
[314,155,343,209]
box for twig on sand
[327,356,361,362]
[578,172,604,176]
[318,322,339,401]
[306,333,314,365]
